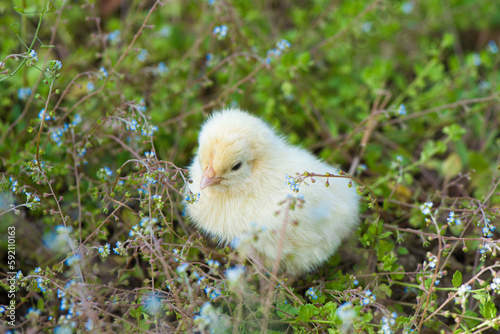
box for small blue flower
[137,49,148,62]
[87,82,95,92]
[362,22,372,33]
[29,50,38,61]
[99,67,108,79]
[487,40,498,54]
[108,30,121,43]
[277,39,291,50]
[18,87,32,100]
[177,262,189,274]
[213,25,228,38]
[398,104,407,116]
[35,267,41,274]
[159,26,171,37]
[401,1,415,14]
[53,60,62,70]
[72,114,82,126]
[157,62,169,74]
[39,108,53,121]
[420,202,433,215]
[472,53,481,66]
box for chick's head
[195,109,273,193]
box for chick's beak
[200,163,223,190]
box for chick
[186,108,360,276]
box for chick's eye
[231,162,242,171]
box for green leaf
[443,124,466,141]
[480,300,497,319]
[452,271,462,288]
[298,304,317,321]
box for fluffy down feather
[186,108,360,276]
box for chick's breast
[185,109,360,276]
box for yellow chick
[186,109,360,276]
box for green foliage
[1,0,500,333]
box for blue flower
[401,1,415,14]
[225,265,245,283]
[398,104,407,116]
[177,262,189,274]
[137,49,148,62]
[487,40,498,54]
[108,30,121,43]
[420,202,433,215]
[35,267,41,274]
[99,66,108,79]
[18,87,32,100]
[472,53,481,66]
[277,39,291,50]
[29,50,38,61]
[213,25,228,38]
[157,62,168,74]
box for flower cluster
[455,284,472,304]
[98,243,111,258]
[285,174,300,192]
[144,150,155,160]
[24,190,41,210]
[479,217,496,238]
[420,201,433,215]
[97,166,113,180]
[490,277,500,293]
[141,123,158,136]
[9,177,18,192]
[206,259,221,272]
[51,124,69,147]
[362,289,376,305]
[204,287,221,300]
[265,39,291,64]
[423,252,437,270]
[39,108,55,121]
[213,25,228,39]
[446,211,461,226]
[98,66,108,79]
[26,49,38,67]
[45,60,62,79]
[380,312,398,334]
[185,191,201,204]
[112,241,127,256]
[305,287,321,301]
[36,276,47,292]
